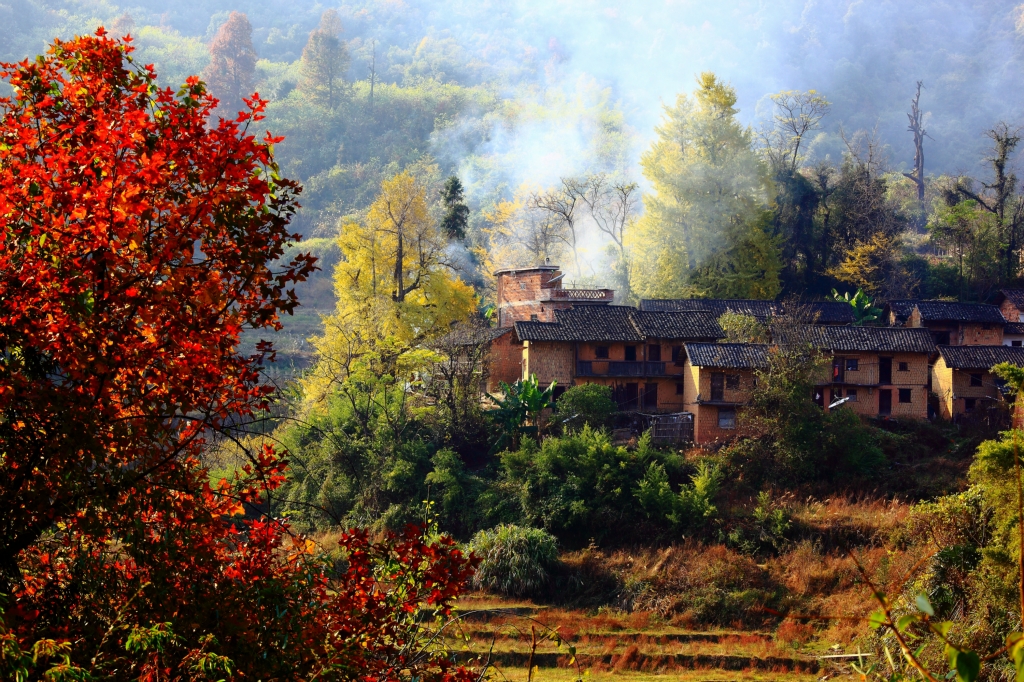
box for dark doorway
[624,345,637,362]
[624,382,639,410]
[832,357,845,382]
[879,389,892,415]
[879,357,892,384]
[711,373,724,401]
[643,383,658,409]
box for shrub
[469,524,559,597]
[498,427,689,543]
[555,383,617,432]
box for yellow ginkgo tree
[304,171,476,401]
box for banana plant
[487,374,556,450]
[830,288,882,326]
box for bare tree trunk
[902,81,927,230]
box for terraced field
[447,596,858,681]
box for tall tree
[531,177,587,275]
[759,89,830,175]
[0,33,479,682]
[902,81,928,224]
[440,175,470,240]
[958,124,1024,281]
[203,11,257,116]
[579,174,638,302]
[758,90,830,294]
[299,9,350,110]
[321,172,475,359]
[629,73,770,298]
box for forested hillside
[4,2,1024,336]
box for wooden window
[847,388,858,402]
[530,314,538,321]
[717,408,736,429]
[647,345,662,362]
[595,346,609,359]
[711,373,724,401]
[624,345,637,362]
[725,374,740,390]
[671,345,683,363]
[1014,340,1023,347]
[898,388,912,403]
[898,361,909,372]
[970,373,983,387]
[675,382,684,395]
[846,358,859,371]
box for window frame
[595,346,609,359]
[898,388,912,403]
[898,361,909,372]
[717,407,736,429]
[970,373,983,387]
[846,358,859,372]
[725,374,740,390]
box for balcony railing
[577,361,667,377]
[539,288,615,302]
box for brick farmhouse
[480,267,1024,443]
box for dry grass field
[443,495,926,681]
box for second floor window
[595,346,609,359]
[846,358,859,371]
[899,388,912,403]
[726,374,740,390]
[898,361,909,371]
[625,346,637,362]
[648,345,662,362]
[711,372,724,401]
[970,373,983,387]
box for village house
[681,343,769,444]
[513,305,724,410]
[886,300,1005,345]
[494,265,614,327]
[931,345,1024,420]
[775,325,934,419]
[994,289,1024,322]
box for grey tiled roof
[888,300,1006,324]
[631,311,724,339]
[998,290,1024,311]
[513,305,724,343]
[774,325,936,353]
[797,301,856,324]
[684,343,770,369]
[435,325,514,347]
[937,345,1024,369]
[640,298,779,322]
[1005,323,1024,335]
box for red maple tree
[0,31,477,680]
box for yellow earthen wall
[824,351,928,419]
[931,357,1003,419]
[522,340,574,386]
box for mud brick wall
[523,340,575,386]
[486,332,525,392]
